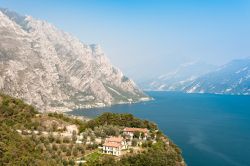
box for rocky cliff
[0,8,149,112]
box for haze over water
[69,92,250,166]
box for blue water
[69,92,250,166]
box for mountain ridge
[0,8,150,112]
[140,61,216,91]
[142,59,250,95]
[184,58,250,95]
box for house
[106,136,128,149]
[102,142,122,156]
[123,127,149,140]
[102,136,127,156]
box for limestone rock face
[0,8,149,112]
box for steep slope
[0,8,149,112]
[141,62,215,91]
[184,58,250,95]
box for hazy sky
[1,0,250,81]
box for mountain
[142,58,250,95]
[141,61,215,91]
[184,58,250,95]
[0,8,149,112]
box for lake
[69,91,250,166]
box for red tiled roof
[106,136,123,143]
[123,127,148,133]
[103,142,121,148]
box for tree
[78,146,85,155]
[55,137,62,144]
[52,144,58,151]
[72,148,78,157]
[68,160,75,166]
[51,122,58,131]
[48,134,55,143]
[141,132,145,138]
[62,160,68,166]
[36,143,45,153]
[63,137,70,143]
[72,134,77,142]
[133,131,140,139]
[132,138,138,146]
[39,136,46,143]
[60,144,67,152]
[66,149,71,156]
[85,113,158,130]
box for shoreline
[62,96,153,113]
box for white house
[102,142,122,156]
[102,136,127,156]
[123,127,149,140]
[105,136,127,149]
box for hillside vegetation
[0,94,185,166]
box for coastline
[58,96,153,121]
[56,96,153,113]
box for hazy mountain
[0,8,149,112]
[184,58,250,95]
[141,61,216,91]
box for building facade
[102,136,127,156]
[102,142,122,156]
[123,127,149,140]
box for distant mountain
[0,8,149,112]
[142,58,250,95]
[184,58,250,95]
[141,61,216,91]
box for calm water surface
[69,92,250,166]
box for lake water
[69,92,250,166]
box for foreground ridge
[0,94,185,165]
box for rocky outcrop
[0,8,149,112]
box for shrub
[52,144,58,151]
[60,144,67,152]
[48,134,55,143]
[66,149,71,156]
[72,135,77,142]
[51,122,58,131]
[132,138,138,146]
[55,137,62,144]
[39,136,46,143]
[68,160,75,166]
[77,146,85,155]
[63,137,70,143]
[86,144,98,150]
[72,148,78,156]
[133,131,140,139]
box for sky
[0,0,250,81]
